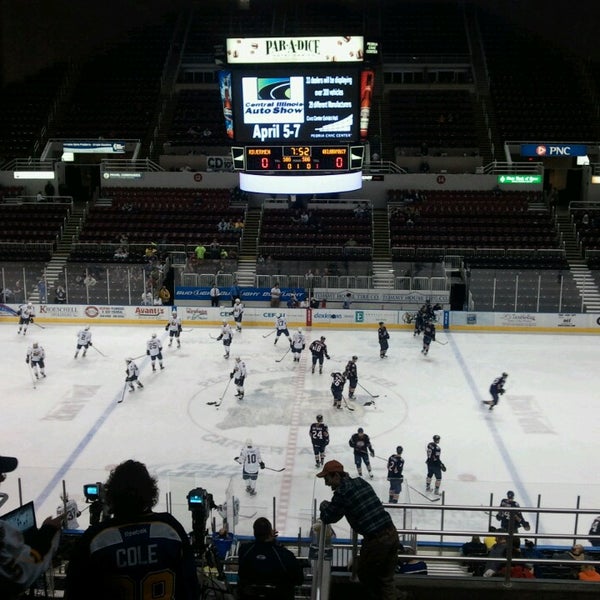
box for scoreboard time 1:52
[245,145,348,171]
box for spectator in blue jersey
[317,460,399,600]
[65,459,198,600]
[237,517,304,600]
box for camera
[187,487,212,511]
[83,483,103,502]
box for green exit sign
[497,174,543,184]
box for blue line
[447,333,535,510]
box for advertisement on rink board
[1,303,600,332]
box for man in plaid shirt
[317,460,399,599]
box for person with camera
[237,517,304,600]
[65,459,198,600]
[0,456,63,599]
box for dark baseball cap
[0,456,18,473]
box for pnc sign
[521,143,587,157]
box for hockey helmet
[172,311,177,316]
[222,319,228,325]
[316,414,323,422]
[320,336,326,341]
[235,298,241,304]
[85,325,90,331]
[433,434,441,442]
[245,438,253,447]
[396,446,403,454]
[235,356,241,362]
[378,321,384,325]
[507,490,515,499]
[502,372,508,378]
[298,327,303,333]
[27,302,33,308]
[357,427,364,434]
[151,333,157,338]
[277,313,282,318]
[352,355,358,361]
[126,357,133,363]
[32,342,38,348]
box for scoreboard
[221,35,376,193]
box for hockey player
[26,342,46,379]
[231,298,244,332]
[344,356,358,399]
[273,313,290,345]
[217,320,234,358]
[387,446,405,503]
[330,371,346,409]
[146,333,164,372]
[230,357,247,400]
[377,321,389,358]
[290,328,306,362]
[309,414,329,468]
[74,326,92,358]
[349,428,375,478]
[235,439,264,496]
[484,372,508,410]
[496,490,530,532]
[57,493,81,530]
[426,434,445,495]
[165,310,182,348]
[17,302,35,335]
[413,308,426,337]
[309,336,330,374]
[422,321,436,355]
[124,358,144,396]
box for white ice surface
[1,322,599,542]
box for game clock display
[245,146,349,171]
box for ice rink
[1,319,599,541]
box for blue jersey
[387,454,405,480]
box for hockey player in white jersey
[235,439,264,495]
[230,357,247,399]
[290,328,306,362]
[17,302,35,335]
[74,326,93,358]
[165,310,182,348]
[217,320,234,358]
[146,333,164,372]
[57,493,81,530]
[124,358,144,394]
[274,313,290,345]
[231,298,244,332]
[26,342,46,378]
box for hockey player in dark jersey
[421,322,436,355]
[309,336,330,374]
[65,459,198,600]
[496,490,530,532]
[413,308,426,337]
[349,428,375,478]
[344,355,358,399]
[425,434,444,495]
[377,322,389,358]
[483,372,508,410]
[330,371,346,409]
[387,446,405,503]
[309,414,330,467]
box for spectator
[484,526,498,550]
[209,238,221,259]
[141,290,153,305]
[44,180,55,197]
[194,243,206,260]
[270,283,281,308]
[83,274,97,288]
[220,248,228,259]
[113,245,129,260]
[495,549,535,579]
[579,564,600,581]
[588,515,600,546]
[237,517,304,600]
[65,459,198,600]
[0,455,62,598]
[309,296,320,309]
[396,548,428,575]
[158,285,171,305]
[483,533,508,576]
[37,277,47,303]
[554,543,588,578]
[461,535,488,575]
[342,292,352,309]
[217,218,228,232]
[317,460,399,600]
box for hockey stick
[206,378,233,406]
[275,347,291,362]
[209,334,220,340]
[27,363,37,389]
[363,399,377,407]
[31,320,46,330]
[262,330,276,338]
[342,396,355,411]
[118,382,128,404]
[90,345,107,357]
[407,484,441,502]
[131,354,146,360]
[239,511,258,519]
[358,382,379,398]
[434,339,448,345]
[264,466,286,472]
[6,306,46,329]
